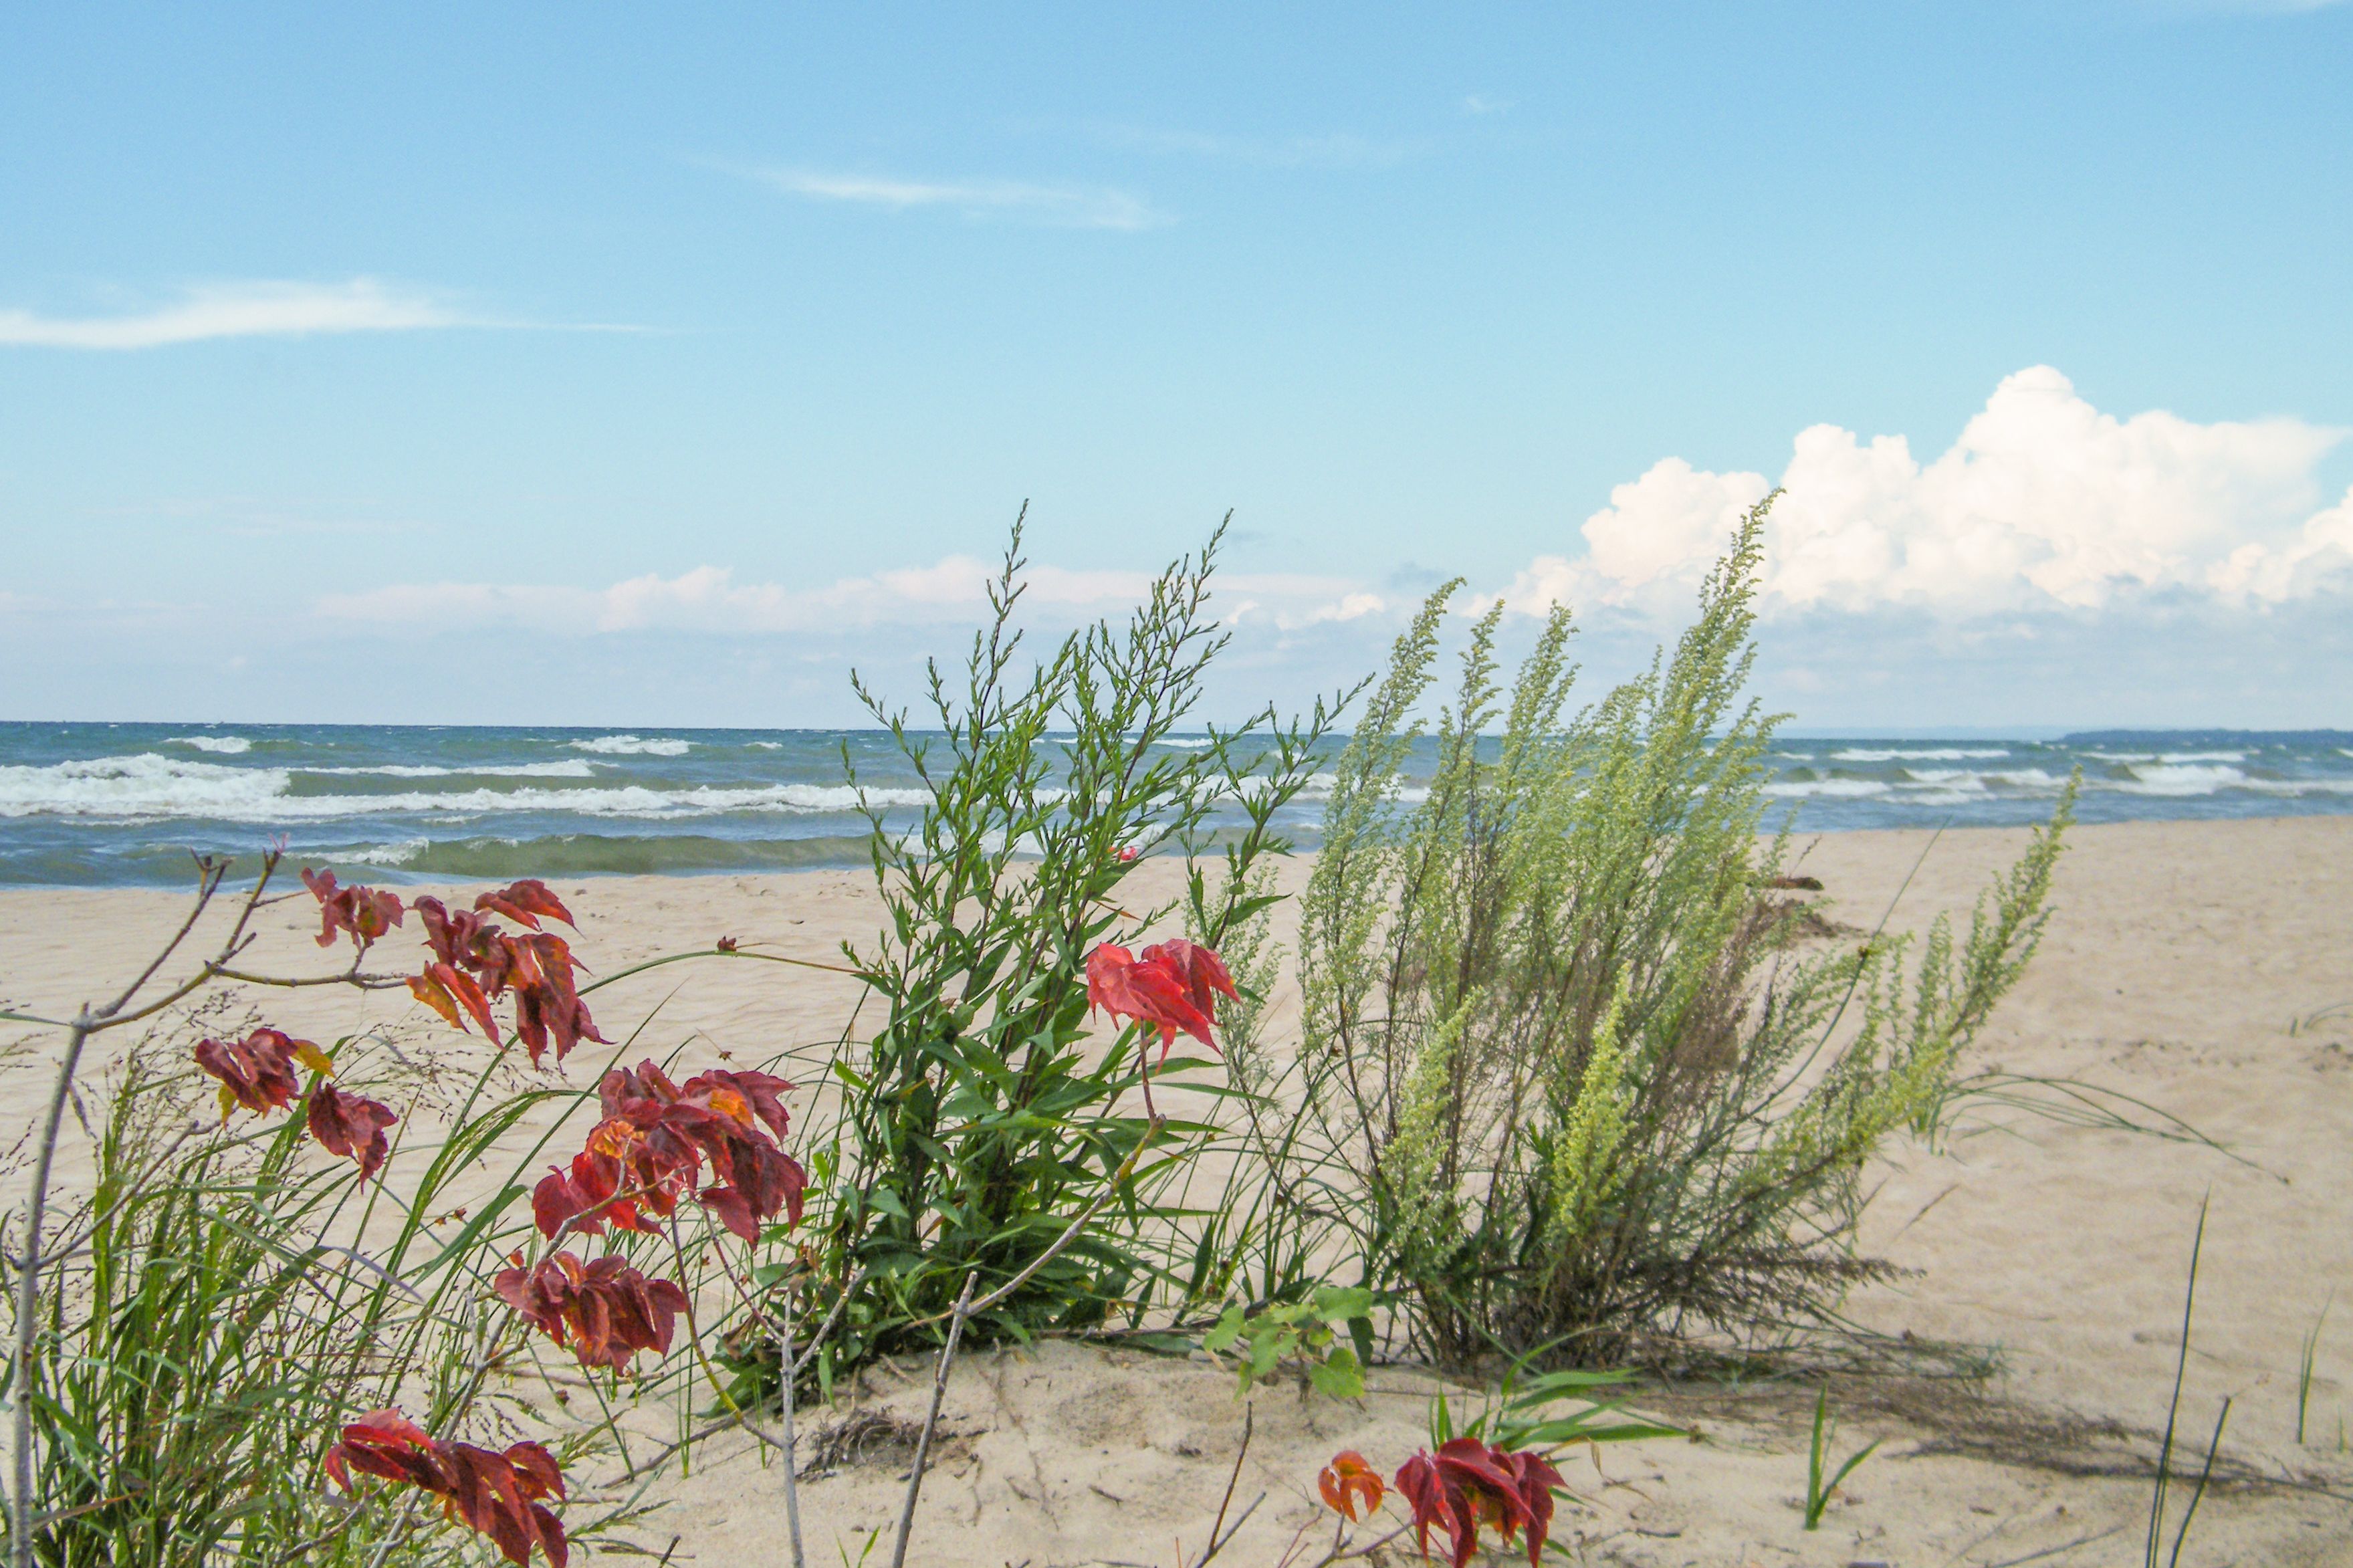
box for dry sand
[3,817,2350,1566]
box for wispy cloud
[314,557,1381,637]
[1460,95,1515,117]
[0,279,470,350]
[750,167,1169,231]
[0,278,637,350]
[2150,0,2347,13]
[1083,124,1420,169]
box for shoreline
[7,807,2353,895]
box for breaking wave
[0,754,927,822]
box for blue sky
[3,2,2349,730]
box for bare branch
[889,1270,977,1568]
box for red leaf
[193,1027,311,1117]
[324,1408,443,1496]
[1319,1449,1386,1521]
[531,1143,669,1241]
[306,1081,398,1180]
[325,1408,568,1568]
[413,897,514,987]
[592,1060,808,1238]
[410,962,501,1045]
[301,867,405,951]
[473,878,578,931]
[507,933,603,1069]
[1140,938,1239,1021]
[677,1067,795,1139]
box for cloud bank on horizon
[324,366,2353,641]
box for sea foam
[568,735,692,756]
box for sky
[2,2,2349,732]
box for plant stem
[9,1017,91,1568]
[889,1270,976,1568]
[778,1282,805,1568]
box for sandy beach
[4,816,2350,1566]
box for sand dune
[3,818,2349,1565]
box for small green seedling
[2298,1292,2332,1445]
[1203,1286,1376,1399]
[1428,1346,1684,1453]
[1803,1386,1880,1531]
[2288,1000,2352,1036]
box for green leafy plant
[1286,494,2077,1367]
[1801,1385,1880,1530]
[1203,1286,1377,1399]
[796,516,1339,1371]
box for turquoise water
[1,722,2348,887]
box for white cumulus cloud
[1495,366,2350,618]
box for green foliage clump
[808,517,1338,1363]
[1291,495,2076,1367]
[1202,1286,1376,1400]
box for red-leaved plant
[1319,1438,1566,1568]
[191,870,812,1563]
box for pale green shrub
[1291,496,2075,1367]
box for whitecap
[1831,747,2011,762]
[2117,763,2247,796]
[0,754,292,819]
[2157,750,2246,764]
[2240,778,2353,796]
[340,839,429,866]
[305,760,600,780]
[1765,779,1892,798]
[167,734,252,755]
[568,735,692,756]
